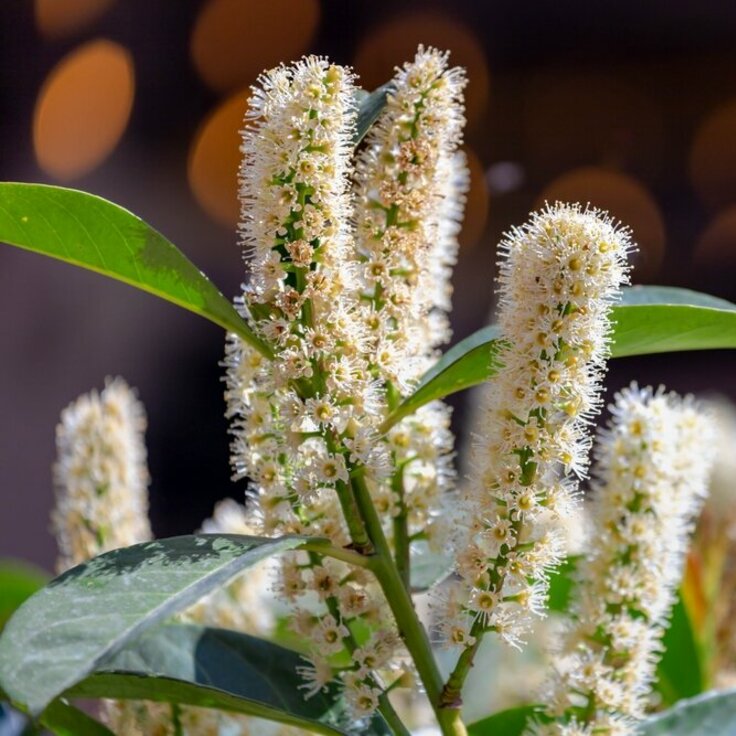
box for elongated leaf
[382,286,736,430]
[467,705,543,736]
[0,183,270,356]
[0,560,49,630]
[40,700,114,736]
[640,688,736,735]
[68,623,389,736]
[656,595,703,705]
[354,84,393,145]
[0,534,308,715]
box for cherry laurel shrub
[1,47,736,736]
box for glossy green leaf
[467,704,543,736]
[640,688,736,735]
[0,559,49,631]
[655,595,704,705]
[0,534,308,715]
[382,286,736,430]
[68,623,390,736]
[0,183,270,356]
[354,84,393,145]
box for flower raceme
[52,377,152,572]
[352,46,468,572]
[223,55,410,718]
[440,205,633,670]
[531,385,716,735]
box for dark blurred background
[1,0,736,571]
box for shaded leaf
[0,534,307,715]
[0,183,270,356]
[640,688,736,735]
[40,700,114,736]
[467,704,543,736]
[655,595,704,705]
[354,84,393,145]
[0,559,49,631]
[382,286,736,430]
[69,623,390,736]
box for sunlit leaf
[382,286,736,430]
[0,183,270,356]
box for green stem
[440,629,483,707]
[350,471,466,736]
[299,539,373,569]
[334,480,373,555]
[391,466,410,589]
[377,693,412,736]
[441,515,524,707]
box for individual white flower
[533,384,716,734]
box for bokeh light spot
[695,207,736,268]
[188,92,246,228]
[33,39,134,181]
[191,0,320,93]
[538,167,665,281]
[523,72,663,180]
[690,101,736,211]
[353,12,489,129]
[35,0,115,39]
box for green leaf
[467,704,543,736]
[0,534,308,716]
[354,84,393,146]
[655,595,704,705]
[0,559,49,631]
[547,556,578,613]
[0,183,270,357]
[68,623,390,736]
[40,700,114,736]
[640,688,736,735]
[410,541,454,592]
[382,286,736,430]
